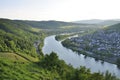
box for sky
[0,0,120,21]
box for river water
[42,35,120,77]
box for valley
[0,18,120,80]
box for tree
[116,58,120,68]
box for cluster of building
[70,30,120,57]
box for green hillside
[0,19,45,58]
[0,52,61,80]
[1,52,119,80]
[104,23,120,31]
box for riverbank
[55,33,78,41]
[61,38,120,67]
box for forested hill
[104,23,120,31]
[0,18,44,58]
[0,19,31,31]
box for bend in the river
[42,35,120,77]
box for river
[42,35,120,77]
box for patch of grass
[60,26,76,29]
[0,53,28,62]
[0,52,39,62]
[0,52,60,80]
[31,28,42,32]
[16,53,39,62]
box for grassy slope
[0,53,28,62]
[0,53,60,80]
[0,19,60,80]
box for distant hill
[73,19,120,26]
[1,18,79,29]
[12,19,102,33]
[15,20,80,29]
[73,19,104,24]
[100,20,120,26]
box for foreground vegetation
[0,52,119,80]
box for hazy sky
[0,0,120,21]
